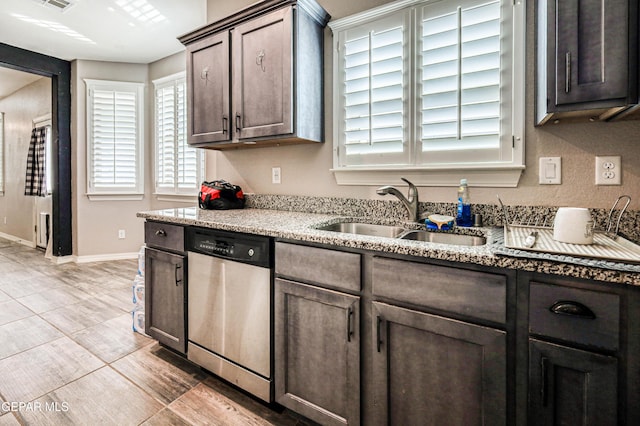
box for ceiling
[0,0,206,99]
[0,68,45,99]
[0,0,206,63]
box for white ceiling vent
[31,0,76,13]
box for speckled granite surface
[138,195,640,286]
[246,194,640,243]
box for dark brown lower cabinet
[528,339,618,426]
[371,301,507,426]
[274,278,360,426]
[145,247,186,354]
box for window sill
[86,193,144,201]
[332,166,525,187]
[154,193,198,203]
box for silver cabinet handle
[222,116,228,134]
[565,52,571,93]
[155,229,167,237]
[235,114,241,133]
[541,357,549,407]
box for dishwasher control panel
[186,227,272,268]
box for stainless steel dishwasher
[186,227,273,402]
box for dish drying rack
[499,195,640,264]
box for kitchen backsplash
[245,194,640,244]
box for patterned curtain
[24,126,47,197]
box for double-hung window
[330,0,525,186]
[85,79,144,199]
[153,73,203,197]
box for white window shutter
[156,85,177,190]
[153,74,202,195]
[338,10,411,166]
[420,0,502,157]
[85,79,144,196]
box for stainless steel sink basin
[399,230,486,246]
[317,221,487,246]
[317,222,405,238]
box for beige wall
[71,60,152,258]
[0,77,51,243]
[205,0,640,210]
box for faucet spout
[376,177,419,222]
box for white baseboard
[0,231,36,248]
[0,231,138,264]
[73,252,139,263]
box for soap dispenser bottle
[456,178,472,227]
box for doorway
[32,114,54,250]
[0,42,72,257]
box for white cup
[553,207,594,245]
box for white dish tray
[504,225,640,264]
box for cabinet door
[275,278,360,426]
[372,301,506,426]
[553,0,628,106]
[529,339,618,426]
[145,248,186,354]
[232,7,293,139]
[186,31,230,144]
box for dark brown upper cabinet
[179,0,330,149]
[536,0,639,124]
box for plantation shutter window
[85,79,144,197]
[154,73,203,196]
[156,84,177,191]
[337,11,411,167]
[418,0,511,165]
[329,0,524,186]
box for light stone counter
[137,206,640,286]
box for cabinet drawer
[275,242,361,292]
[145,222,184,253]
[529,282,620,351]
[372,257,506,324]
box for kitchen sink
[316,222,406,238]
[399,230,486,246]
[316,222,486,246]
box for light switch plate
[271,167,281,184]
[539,157,561,184]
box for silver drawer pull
[155,229,167,237]
[549,300,596,319]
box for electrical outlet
[595,156,622,185]
[118,229,126,239]
[272,167,281,184]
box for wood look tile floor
[0,239,308,426]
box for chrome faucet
[376,177,419,222]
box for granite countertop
[137,206,640,286]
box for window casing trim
[329,0,525,187]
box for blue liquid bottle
[456,178,472,227]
